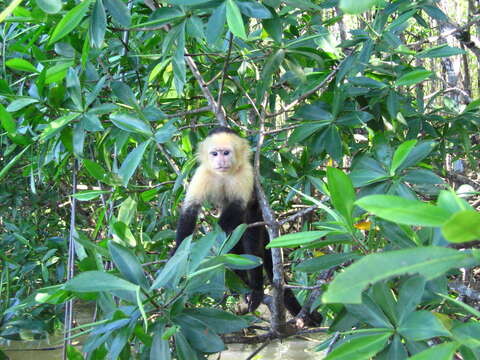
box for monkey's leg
[264,247,323,326]
[219,201,263,311]
[175,204,200,249]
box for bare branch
[217,33,234,114]
[166,106,211,119]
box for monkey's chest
[206,176,251,208]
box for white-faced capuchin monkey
[175,126,322,325]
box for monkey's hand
[247,289,264,312]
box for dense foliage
[1,0,480,358]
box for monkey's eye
[211,152,218,156]
[223,151,230,156]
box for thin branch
[156,143,181,176]
[63,158,78,360]
[185,55,227,126]
[246,340,272,360]
[217,33,234,113]
[166,106,212,119]
[279,205,318,226]
[284,282,325,290]
[266,61,343,118]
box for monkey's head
[198,127,251,175]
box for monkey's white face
[208,146,235,173]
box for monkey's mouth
[215,167,230,172]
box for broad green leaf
[38,113,80,141]
[182,308,248,334]
[350,156,389,187]
[186,15,205,40]
[390,140,417,175]
[409,342,458,360]
[45,62,74,84]
[398,310,450,341]
[214,254,262,270]
[324,332,392,360]
[64,271,138,292]
[36,0,62,14]
[6,98,39,112]
[323,126,343,162]
[355,195,450,227]
[219,224,247,254]
[118,140,150,186]
[226,0,247,39]
[155,121,177,144]
[49,0,93,45]
[5,58,38,73]
[339,0,380,14]
[417,44,465,58]
[111,221,137,246]
[322,247,472,304]
[206,2,226,45]
[441,210,480,243]
[237,0,272,19]
[349,76,386,88]
[436,292,480,318]
[173,314,226,353]
[90,0,106,48]
[151,325,171,360]
[402,169,443,185]
[66,345,84,360]
[287,123,328,144]
[396,141,436,172]
[111,81,138,110]
[395,70,433,87]
[297,252,361,272]
[266,231,330,248]
[71,190,110,201]
[452,322,480,348]
[104,0,131,27]
[294,102,333,121]
[175,332,198,360]
[108,241,149,290]
[396,276,426,323]
[150,237,192,290]
[0,0,23,23]
[327,167,356,223]
[0,145,30,182]
[83,159,108,181]
[110,113,153,137]
[345,294,393,328]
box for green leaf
[266,231,330,248]
[206,2,226,45]
[64,271,139,292]
[71,190,110,201]
[118,140,150,186]
[5,58,38,73]
[396,276,425,323]
[294,102,333,121]
[345,294,393,328]
[297,252,361,272]
[175,332,198,360]
[49,0,93,45]
[110,113,153,137]
[417,44,465,58]
[45,62,74,84]
[90,0,107,48]
[339,0,380,14]
[6,98,39,112]
[436,292,480,318]
[237,0,272,19]
[441,210,480,243]
[182,308,248,333]
[111,221,137,246]
[111,81,139,110]
[350,156,389,187]
[151,325,171,360]
[151,237,191,290]
[398,310,450,341]
[173,314,226,353]
[452,322,480,349]
[408,342,458,360]
[83,159,108,181]
[226,0,247,39]
[395,70,433,87]
[396,141,436,172]
[287,123,328,144]
[327,167,356,224]
[322,247,472,304]
[108,241,149,290]
[66,344,84,360]
[355,195,450,227]
[0,146,30,182]
[38,113,80,141]
[325,333,392,360]
[36,0,62,14]
[104,0,131,27]
[390,140,417,175]
[402,169,444,185]
[0,0,23,23]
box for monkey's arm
[175,204,201,248]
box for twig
[166,106,212,119]
[217,33,234,115]
[63,158,78,360]
[185,55,226,126]
[246,339,272,360]
[284,282,325,290]
[279,205,318,226]
[156,143,181,176]
[266,60,343,118]
[325,331,340,354]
